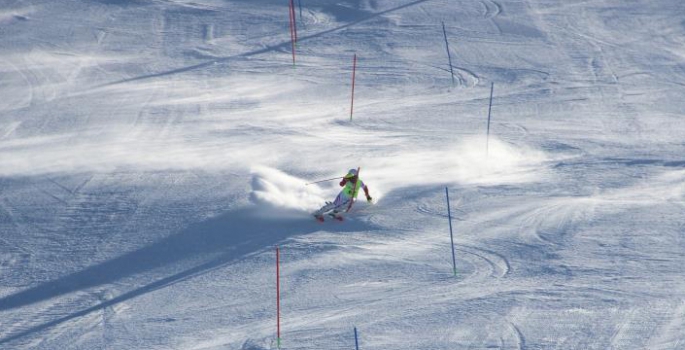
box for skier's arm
[340,178,348,186]
[363,184,372,202]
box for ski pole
[305,177,343,186]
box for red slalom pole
[290,0,298,43]
[276,246,281,348]
[350,54,357,121]
[288,0,296,66]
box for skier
[313,168,373,222]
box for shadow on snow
[93,0,432,89]
[0,205,373,346]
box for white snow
[1,0,685,349]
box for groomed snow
[1,0,685,349]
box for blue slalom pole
[442,21,456,86]
[486,82,494,156]
[354,327,360,350]
[446,187,457,276]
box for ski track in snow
[1,0,685,348]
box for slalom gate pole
[446,187,457,276]
[350,54,357,122]
[290,0,298,43]
[354,327,360,350]
[305,177,344,186]
[486,82,494,156]
[442,21,456,86]
[288,0,296,66]
[276,246,281,348]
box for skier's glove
[366,196,373,203]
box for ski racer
[313,168,372,221]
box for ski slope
[1,0,685,348]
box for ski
[313,212,344,222]
[328,212,344,221]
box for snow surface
[1,0,685,348]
